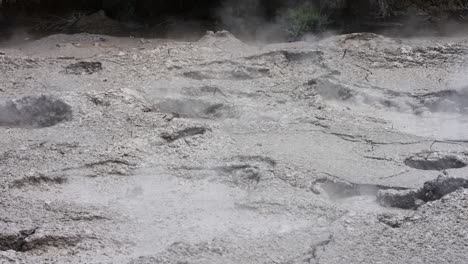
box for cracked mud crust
[0,31,467,264]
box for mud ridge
[0,228,81,252]
[10,174,67,188]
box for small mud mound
[377,177,468,209]
[155,98,235,119]
[198,30,239,42]
[404,152,467,171]
[0,95,72,128]
[197,30,248,51]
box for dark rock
[161,127,208,142]
[377,189,421,209]
[378,176,468,209]
[404,152,467,171]
[65,61,102,75]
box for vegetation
[279,5,329,41]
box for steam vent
[1,0,468,263]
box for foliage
[279,5,329,41]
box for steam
[215,0,281,42]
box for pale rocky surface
[0,30,467,263]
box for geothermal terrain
[0,28,468,263]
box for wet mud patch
[129,240,227,264]
[154,98,235,119]
[298,78,468,116]
[183,66,270,80]
[0,95,72,128]
[181,86,227,97]
[377,177,468,209]
[177,164,263,189]
[232,155,277,167]
[245,50,324,64]
[301,78,416,111]
[0,228,81,252]
[415,89,468,113]
[64,61,102,75]
[161,127,208,142]
[283,50,324,63]
[404,152,467,171]
[311,178,408,199]
[311,79,355,101]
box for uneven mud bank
[0,30,468,264]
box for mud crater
[176,155,277,188]
[154,98,235,119]
[0,95,73,128]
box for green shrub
[280,5,329,41]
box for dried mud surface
[0,31,467,263]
